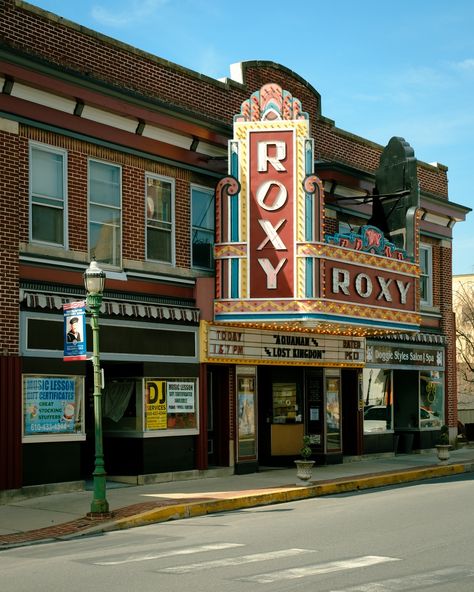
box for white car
[420,408,441,428]
[364,406,391,433]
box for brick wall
[122,165,145,261]
[324,216,338,236]
[23,126,196,264]
[0,122,22,490]
[175,178,191,268]
[2,1,449,199]
[0,128,20,355]
[418,164,449,196]
[68,151,88,251]
[438,244,458,428]
[1,0,459,444]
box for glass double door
[302,368,342,454]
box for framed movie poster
[236,366,257,460]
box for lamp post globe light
[83,259,109,516]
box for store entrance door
[207,366,230,467]
[341,369,362,456]
[258,366,305,466]
[305,369,324,449]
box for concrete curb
[98,461,474,534]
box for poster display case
[325,369,341,451]
[236,366,257,460]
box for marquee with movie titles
[201,321,365,367]
[213,83,421,334]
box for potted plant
[295,434,316,484]
[435,425,451,463]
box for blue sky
[29,0,474,274]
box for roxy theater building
[0,1,469,491]
[202,86,464,472]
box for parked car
[420,407,441,428]
[364,405,391,432]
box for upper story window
[88,160,121,267]
[146,174,174,264]
[29,143,67,246]
[191,185,214,270]
[420,243,433,307]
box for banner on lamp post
[63,301,87,361]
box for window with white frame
[88,160,121,266]
[146,174,174,263]
[420,244,433,306]
[29,143,67,246]
[191,185,214,270]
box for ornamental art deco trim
[214,298,420,325]
[234,83,309,122]
[296,243,419,274]
[325,224,410,261]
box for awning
[20,290,200,324]
[376,332,446,345]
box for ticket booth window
[272,382,303,424]
[270,379,304,456]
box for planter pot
[294,459,315,485]
[435,444,451,463]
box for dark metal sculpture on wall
[370,136,420,259]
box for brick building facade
[0,0,469,490]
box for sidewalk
[1,446,474,550]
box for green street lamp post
[84,259,109,515]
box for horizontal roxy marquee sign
[202,323,365,366]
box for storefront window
[102,377,198,434]
[419,370,444,429]
[22,375,85,440]
[102,380,141,432]
[272,382,302,424]
[363,368,393,433]
[145,378,197,430]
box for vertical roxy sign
[213,83,323,323]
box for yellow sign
[145,380,167,430]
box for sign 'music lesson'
[213,83,420,333]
